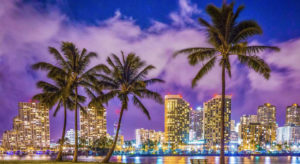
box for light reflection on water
[0,155,299,163]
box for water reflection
[121,155,127,163]
[264,156,271,164]
[156,157,163,164]
[229,156,236,164]
[0,154,298,163]
[291,156,299,164]
[134,156,141,163]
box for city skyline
[1,0,300,142]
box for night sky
[0,0,300,141]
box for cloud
[169,0,201,26]
[0,0,299,140]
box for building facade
[240,122,263,151]
[65,129,80,145]
[2,102,50,151]
[80,107,107,145]
[230,120,235,132]
[204,95,231,149]
[285,104,300,126]
[277,125,300,145]
[165,94,190,146]
[189,107,204,141]
[257,103,277,145]
[135,128,164,147]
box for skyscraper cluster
[135,128,164,148]
[153,94,299,152]
[2,102,50,151]
[1,102,107,152]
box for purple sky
[0,0,300,141]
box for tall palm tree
[90,52,164,163]
[174,3,279,164]
[31,77,85,161]
[32,46,75,161]
[32,42,107,162]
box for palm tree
[32,42,107,162]
[32,46,83,161]
[91,52,164,163]
[174,3,279,164]
[32,78,85,161]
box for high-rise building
[285,104,300,126]
[277,125,300,145]
[165,94,190,145]
[2,102,50,151]
[204,95,231,149]
[135,128,164,147]
[240,104,277,151]
[257,103,277,145]
[240,122,263,151]
[65,129,80,145]
[230,120,235,132]
[80,107,107,145]
[189,107,204,141]
[257,103,276,124]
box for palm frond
[192,57,216,87]
[231,20,262,43]
[53,100,62,117]
[132,96,151,120]
[134,89,163,104]
[143,78,164,86]
[237,55,271,79]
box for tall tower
[204,95,231,149]
[257,103,277,146]
[164,94,190,146]
[2,102,50,151]
[80,107,107,145]
[285,104,300,126]
[258,103,276,124]
[189,107,204,141]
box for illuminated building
[230,131,238,142]
[135,128,164,147]
[2,102,50,151]
[240,122,263,151]
[277,125,300,145]
[80,107,107,145]
[258,103,276,124]
[204,95,231,149]
[165,94,190,146]
[240,104,277,151]
[189,107,204,141]
[230,120,235,132]
[257,103,277,146]
[115,135,124,150]
[285,104,300,126]
[65,129,80,145]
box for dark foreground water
[1,155,300,163]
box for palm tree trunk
[220,64,226,164]
[73,86,78,162]
[101,107,125,163]
[56,103,67,161]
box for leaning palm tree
[32,42,107,162]
[32,77,85,161]
[32,46,73,161]
[91,52,164,163]
[174,3,279,164]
